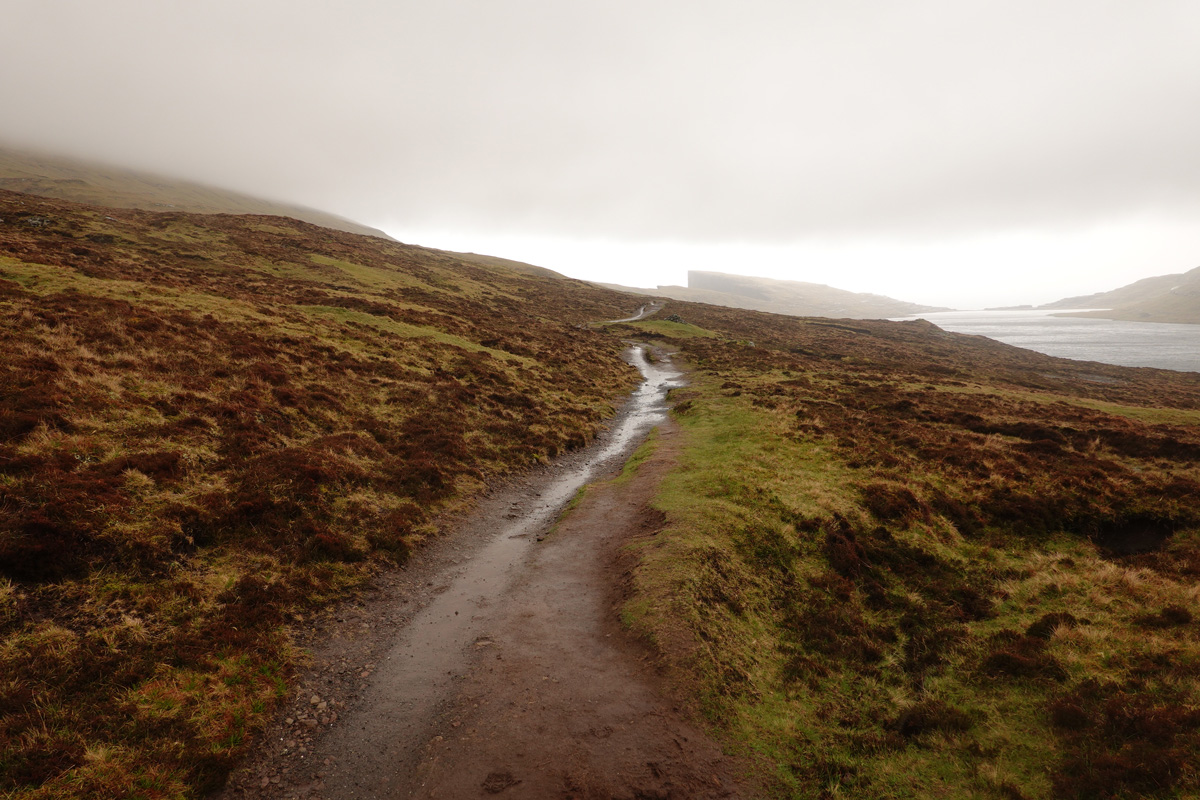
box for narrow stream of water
[318,344,682,797]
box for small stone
[310,695,320,705]
[481,771,520,794]
[285,717,295,725]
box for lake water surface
[894,310,1200,373]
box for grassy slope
[6,179,1200,799]
[1048,267,1200,324]
[616,308,1200,799]
[0,189,640,798]
[1061,290,1200,324]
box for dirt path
[406,420,739,799]
[217,347,747,799]
[598,302,663,325]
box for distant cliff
[602,269,949,320]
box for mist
[3,0,1198,307]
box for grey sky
[3,1,1199,307]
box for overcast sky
[3,1,1199,308]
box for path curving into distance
[597,301,664,325]
[219,339,748,798]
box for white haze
[2,1,1199,308]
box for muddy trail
[218,346,747,799]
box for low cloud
[3,0,1198,301]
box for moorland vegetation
[0,189,640,797]
[3,184,1200,800]
[614,309,1200,799]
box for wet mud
[217,346,746,799]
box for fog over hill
[0,145,392,241]
[604,269,949,320]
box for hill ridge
[0,143,392,240]
[1043,265,1200,324]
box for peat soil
[216,347,746,799]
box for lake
[893,310,1200,373]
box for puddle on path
[318,344,682,798]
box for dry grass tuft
[622,300,1200,798]
[0,189,642,797]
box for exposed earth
[216,347,749,799]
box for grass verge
[624,313,1200,799]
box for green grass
[7,185,1200,799]
[0,188,644,798]
[308,253,429,291]
[295,304,533,364]
[613,428,661,485]
[625,319,719,338]
[623,322,1200,798]
[934,382,1200,425]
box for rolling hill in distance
[1041,265,1200,324]
[605,269,951,320]
[2,153,1200,799]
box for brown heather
[6,185,1200,799]
[0,189,638,797]
[617,307,1200,799]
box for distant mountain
[0,144,391,240]
[602,269,949,320]
[1043,266,1200,324]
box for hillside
[0,188,641,797]
[604,269,949,319]
[4,186,1200,799]
[609,309,1200,798]
[0,145,391,240]
[1043,266,1200,324]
